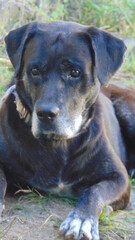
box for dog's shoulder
[96,92,126,162]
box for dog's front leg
[60,171,130,240]
[0,168,7,221]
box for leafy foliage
[0,0,135,93]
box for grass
[100,209,135,239]
[112,51,135,87]
[14,188,135,239]
[15,187,78,206]
[129,170,135,186]
[0,59,13,96]
[1,0,135,36]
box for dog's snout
[36,103,59,121]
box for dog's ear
[87,27,126,85]
[5,22,37,77]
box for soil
[0,187,135,240]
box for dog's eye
[70,69,80,78]
[31,68,40,77]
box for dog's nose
[36,104,59,121]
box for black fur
[0,21,132,240]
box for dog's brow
[61,58,87,69]
[28,61,47,69]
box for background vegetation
[0,0,135,95]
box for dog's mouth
[39,117,91,142]
[41,133,70,141]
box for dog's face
[22,27,100,139]
[5,21,126,140]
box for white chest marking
[49,181,73,195]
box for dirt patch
[1,193,71,240]
[0,188,135,240]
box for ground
[0,186,135,240]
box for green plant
[0,60,13,96]
[129,170,135,186]
[100,209,135,239]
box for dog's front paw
[60,211,99,240]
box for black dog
[0,21,133,240]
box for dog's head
[5,21,126,140]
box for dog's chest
[48,180,73,196]
[26,146,72,195]
[29,167,76,196]
[28,147,83,196]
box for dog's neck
[14,90,31,125]
[1,85,31,125]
